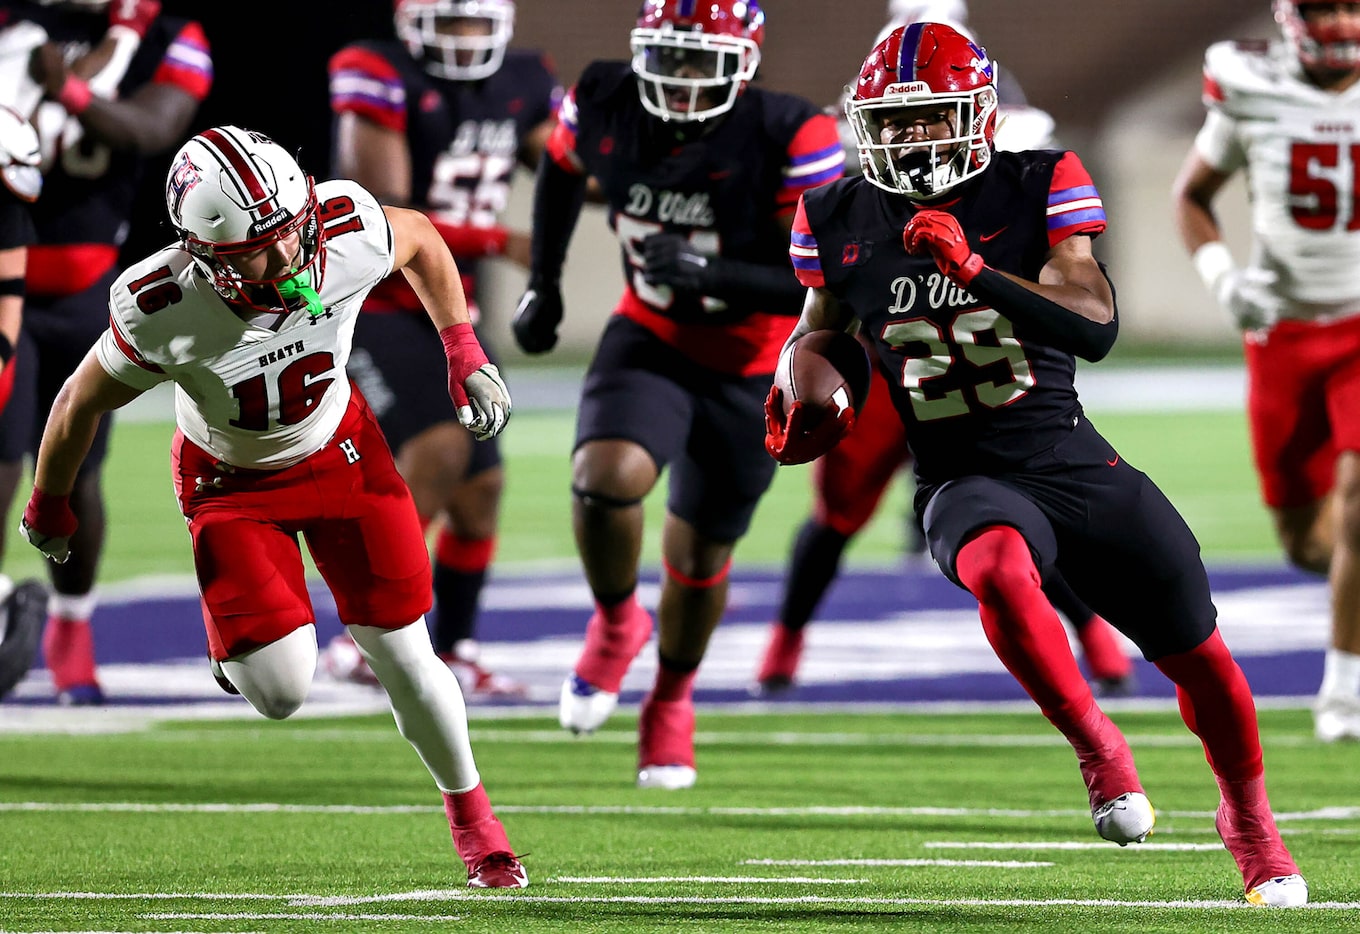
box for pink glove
[108,0,161,39]
[440,323,489,409]
[20,488,78,564]
[903,209,985,287]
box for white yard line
[924,841,1224,851]
[3,801,1358,822]
[743,859,1053,868]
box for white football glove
[458,363,511,441]
[1194,242,1284,332]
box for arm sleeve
[967,263,1119,362]
[528,150,586,286]
[329,45,407,133]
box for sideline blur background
[128,0,1268,358]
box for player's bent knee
[221,624,318,720]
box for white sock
[50,591,97,621]
[1318,648,1360,699]
[348,618,480,793]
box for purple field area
[3,563,1328,712]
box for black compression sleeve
[528,153,587,287]
[703,256,808,312]
[968,267,1118,362]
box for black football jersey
[0,196,34,251]
[547,61,843,375]
[329,41,559,221]
[11,6,211,248]
[793,149,1110,481]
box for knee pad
[222,623,317,720]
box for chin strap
[277,270,325,318]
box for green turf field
[0,708,1354,931]
[0,406,1277,584]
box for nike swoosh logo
[980,226,1008,242]
[1107,455,1120,467]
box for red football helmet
[845,22,998,200]
[395,0,515,81]
[1275,0,1360,72]
[167,126,324,315]
[630,0,765,123]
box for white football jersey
[1195,40,1360,314]
[96,179,396,469]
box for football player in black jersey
[513,0,844,788]
[0,0,211,705]
[0,104,50,702]
[769,23,1307,907]
[753,0,1134,701]
[325,0,560,699]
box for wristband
[439,322,489,382]
[24,487,78,537]
[57,75,93,115]
[1192,241,1235,293]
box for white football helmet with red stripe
[166,125,323,314]
[1274,0,1360,72]
[395,0,515,81]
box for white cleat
[1313,695,1360,743]
[637,764,697,790]
[1246,873,1308,907]
[558,674,619,734]
[1092,791,1156,846]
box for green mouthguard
[277,271,325,318]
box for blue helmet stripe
[899,22,926,79]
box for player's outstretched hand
[20,488,77,564]
[903,209,984,287]
[1215,267,1283,332]
[441,323,511,440]
[763,386,850,466]
[641,233,711,293]
[459,364,512,441]
[511,282,563,354]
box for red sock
[42,616,99,690]
[956,527,1138,804]
[443,783,511,866]
[1076,616,1134,681]
[575,595,653,692]
[1154,629,1263,783]
[652,665,697,703]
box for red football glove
[903,209,985,287]
[108,0,161,39]
[20,487,78,564]
[763,385,855,466]
[439,323,512,440]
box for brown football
[772,329,872,427]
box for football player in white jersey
[1172,1,1360,742]
[16,126,527,888]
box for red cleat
[440,652,528,699]
[637,693,696,789]
[467,851,528,888]
[1215,779,1302,901]
[752,622,804,696]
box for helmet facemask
[397,0,515,81]
[184,188,325,317]
[847,84,997,200]
[630,25,760,123]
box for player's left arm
[30,14,211,154]
[640,110,844,310]
[384,205,510,439]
